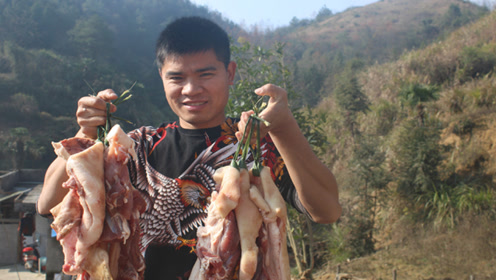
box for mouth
[185,101,207,106]
[183,100,208,109]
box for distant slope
[359,8,496,175]
[260,0,488,106]
[288,0,487,62]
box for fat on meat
[51,140,106,275]
[50,125,145,280]
[190,166,242,280]
[50,188,82,274]
[102,125,146,280]
[191,165,291,280]
[249,167,291,280]
[235,169,263,280]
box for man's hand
[236,84,341,224]
[76,89,118,139]
[37,89,118,216]
[236,84,293,141]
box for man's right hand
[76,89,118,139]
[37,89,118,216]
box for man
[38,16,341,279]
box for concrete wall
[0,170,19,192]
[0,223,19,265]
[35,214,50,258]
[0,169,47,265]
[0,169,45,192]
[19,169,46,182]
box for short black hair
[155,16,231,69]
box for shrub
[416,183,495,229]
[399,83,439,108]
[390,118,442,199]
[452,118,476,135]
[469,86,496,108]
[456,184,495,215]
[458,45,496,83]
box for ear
[227,61,237,85]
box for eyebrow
[165,66,217,77]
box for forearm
[240,84,341,223]
[269,116,341,224]
[37,157,69,215]
[38,91,116,215]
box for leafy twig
[96,82,137,145]
[231,95,270,175]
[83,79,97,95]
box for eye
[168,76,184,82]
[200,72,214,78]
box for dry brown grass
[313,213,496,280]
[359,10,496,105]
[293,0,482,44]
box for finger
[237,118,268,144]
[235,131,243,141]
[96,89,118,102]
[254,84,286,100]
[76,106,108,119]
[236,120,250,141]
[97,89,118,113]
[240,110,254,123]
[77,99,105,120]
[77,115,107,128]
[77,114,107,140]
[79,95,116,114]
[237,111,253,133]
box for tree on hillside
[439,3,488,34]
[419,19,440,40]
[30,0,80,51]
[0,0,40,47]
[68,15,114,60]
[345,136,390,258]
[316,6,333,22]
[2,127,45,170]
[300,65,326,106]
[333,60,370,139]
[391,118,442,199]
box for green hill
[312,9,496,279]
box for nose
[182,79,202,96]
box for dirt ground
[0,264,45,280]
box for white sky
[190,0,491,29]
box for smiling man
[38,16,341,279]
[159,49,236,129]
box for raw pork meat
[190,165,291,280]
[51,140,106,276]
[249,167,291,280]
[50,125,146,280]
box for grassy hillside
[312,9,496,280]
[358,7,496,175]
[287,0,487,60]
[263,0,488,106]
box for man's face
[159,50,236,129]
